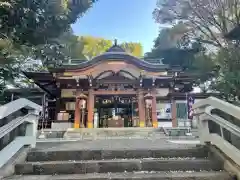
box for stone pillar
[87,89,94,128]
[74,98,80,128]
[171,98,177,127]
[138,89,145,127]
[151,90,158,128]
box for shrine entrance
[94,95,138,128]
[74,89,158,129]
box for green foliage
[79,36,113,60]
[34,29,88,67]
[212,47,240,100]
[35,33,145,68]
[153,0,240,47]
[0,38,22,92]
[120,42,143,57]
[150,0,240,99]
[0,0,97,94]
[191,52,217,73]
[0,0,96,45]
[145,23,201,67]
[60,31,86,60]
[70,36,144,60]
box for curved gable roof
[50,44,169,72]
[106,44,126,53]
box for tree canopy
[78,37,143,59]
[120,42,143,57]
[150,0,240,101]
[0,0,97,94]
[79,36,113,60]
[145,23,202,68]
[153,0,240,47]
[0,0,97,45]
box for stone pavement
[34,138,198,151]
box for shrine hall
[22,41,209,129]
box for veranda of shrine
[22,42,210,129]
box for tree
[35,29,87,67]
[211,46,240,101]
[74,36,144,60]
[153,0,240,48]
[0,0,97,45]
[145,23,202,67]
[59,30,86,60]
[120,42,143,57]
[36,34,144,66]
[0,0,97,93]
[151,1,240,99]
[79,36,112,60]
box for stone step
[26,146,208,162]
[5,171,232,180]
[63,128,164,140]
[15,158,222,175]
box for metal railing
[193,96,240,166]
[0,98,41,168]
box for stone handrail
[0,114,38,139]
[192,96,240,120]
[0,98,41,168]
[192,96,240,166]
[0,98,41,119]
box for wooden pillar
[55,83,61,120]
[171,98,177,127]
[87,89,94,128]
[74,98,80,128]
[138,89,145,127]
[55,98,60,120]
[151,90,158,128]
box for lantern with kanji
[78,93,88,109]
[144,93,153,109]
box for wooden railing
[0,98,41,168]
[193,96,240,166]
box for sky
[72,0,160,54]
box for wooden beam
[93,89,136,95]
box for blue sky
[72,0,159,54]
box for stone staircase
[3,143,234,179]
[1,96,240,179]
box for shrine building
[22,41,208,129]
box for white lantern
[77,93,88,109]
[144,93,153,108]
[79,99,86,109]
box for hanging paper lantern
[77,93,87,109]
[144,93,153,108]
